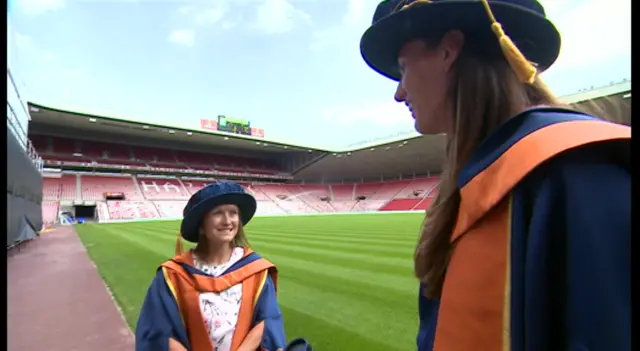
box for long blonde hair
[414,32,563,299]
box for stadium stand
[107,201,159,220]
[137,177,190,200]
[26,80,631,224]
[37,172,442,222]
[81,175,142,201]
[41,201,59,225]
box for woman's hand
[169,338,188,351]
[237,321,265,351]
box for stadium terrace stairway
[380,198,421,211]
[41,173,440,222]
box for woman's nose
[395,83,407,102]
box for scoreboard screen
[217,115,251,136]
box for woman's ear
[439,30,465,73]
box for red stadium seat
[153,201,188,218]
[42,174,77,201]
[41,201,59,224]
[107,201,159,220]
[81,175,142,201]
[331,184,354,201]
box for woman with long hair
[135,181,287,351]
[360,0,630,350]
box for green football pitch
[75,212,425,350]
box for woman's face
[200,204,240,245]
[394,31,464,135]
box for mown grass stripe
[126,227,414,277]
[279,306,394,351]
[249,226,420,238]
[254,252,417,295]
[136,224,415,258]
[278,280,415,350]
[250,229,417,245]
[74,212,425,350]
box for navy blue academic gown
[417,108,630,351]
[136,251,287,351]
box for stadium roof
[27,103,314,156]
[27,79,630,155]
[293,80,631,180]
[293,134,446,180]
[26,80,630,181]
[560,79,630,104]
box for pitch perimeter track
[8,226,135,351]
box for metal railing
[7,68,43,172]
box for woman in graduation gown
[359,0,630,350]
[135,181,287,351]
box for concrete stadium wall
[7,126,43,247]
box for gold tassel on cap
[402,0,431,10]
[175,232,184,256]
[480,0,537,84]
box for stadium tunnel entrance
[74,205,97,223]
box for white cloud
[175,0,308,35]
[15,0,66,16]
[179,5,193,15]
[343,0,366,26]
[177,2,235,34]
[42,51,57,62]
[221,21,238,30]
[254,0,311,35]
[14,32,33,50]
[323,100,411,127]
[310,0,372,51]
[195,5,227,26]
[168,29,196,47]
[10,31,60,67]
[541,0,630,75]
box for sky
[7,0,631,150]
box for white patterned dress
[192,247,245,351]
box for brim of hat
[180,193,257,243]
[360,1,561,81]
[286,338,311,351]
